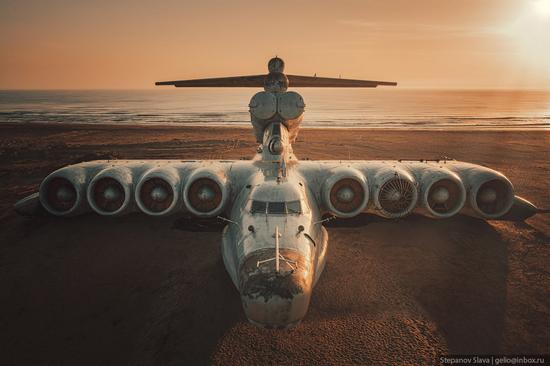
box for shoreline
[1,121,550,131]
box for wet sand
[0,123,549,365]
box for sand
[0,123,548,365]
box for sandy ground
[0,123,548,365]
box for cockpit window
[250,200,267,214]
[249,200,303,215]
[286,200,302,214]
[268,202,286,214]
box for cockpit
[249,200,303,215]
[245,179,310,218]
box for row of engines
[40,161,515,220]
[39,163,230,218]
[322,165,515,220]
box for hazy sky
[1,0,550,89]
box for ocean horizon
[1,89,549,130]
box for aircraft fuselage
[221,162,328,328]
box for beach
[0,123,548,365]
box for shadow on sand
[409,215,509,353]
[330,214,510,353]
[2,211,546,364]
[0,213,243,366]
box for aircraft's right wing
[297,160,543,222]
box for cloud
[337,20,504,40]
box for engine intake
[136,168,180,216]
[471,177,514,219]
[421,171,466,218]
[322,167,369,218]
[374,170,418,218]
[184,169,228,217]
[46,177,77,212]
[39,168,87,216]
[87,168,133,216]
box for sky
[1,0,550,89]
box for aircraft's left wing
[14,160,256,218]
[297,159,544,222]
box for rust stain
[239,248,312,302]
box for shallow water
[0,89,549,129]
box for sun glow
[503,0,550,69]
[532,0,550,17]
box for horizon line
[2,87,550,92]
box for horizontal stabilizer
[287,75,396,87]
[156,74,397,88]
[155,75,266,87]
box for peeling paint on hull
[239,248,313,328]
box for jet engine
[249,91,277,120]
[420,170,466,218]
[322,167,369,218]
[468,173,514,219]
[183,168,229,217]
[87,167,133,216]
[39,167,88,216]
[373,169,418,218]
[277,91,305,121]
[249,91,305,143]
[136,167,181,216]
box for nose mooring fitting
[256,226,296,273]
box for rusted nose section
[239,248,313,329]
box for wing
[298,160,542,222]
[286,75,397,88]
[14,160,256,218]
[155,74,397,88]
[155,75,266,87]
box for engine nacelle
[136,167,181,216]
[373,168,418,218]
[277,91,305,120]
[249,91,277,120]
[39,167,88,216]
[183,168,229,217]
[322,167,369,218]
[87,167,133,216]
[420,169,466,218]
[249,91,304,143]
[467,172,514,219]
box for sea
[0,89,549,129]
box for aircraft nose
[239,248,313,329]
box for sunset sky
[1,0,550,89]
